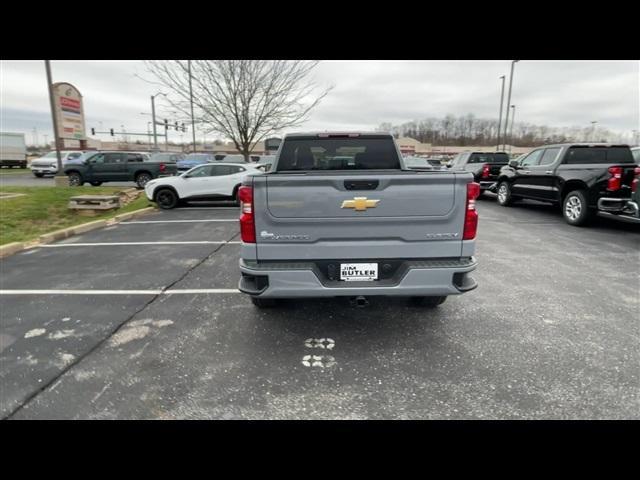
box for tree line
[377,114,634,147]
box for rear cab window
[468,153,509,164]
[563,146,634,164]
[274,134,401,172]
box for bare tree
[144,60,332,161]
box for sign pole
[45,60,64,180]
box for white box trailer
[0,132,27,168]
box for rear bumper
[239,257,478,298]
[597,198,640,224]
[479,180,497,191]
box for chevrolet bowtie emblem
[341,197,380,211]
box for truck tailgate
[253,171,472,260]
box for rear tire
[411,296,447,307]
[232,185,241,206]
[155,188,178,209]
[250,297,278,308]
[497,181,514,206]
[90,181,103,186]
[135,172,152,189]
[562,190,591,226]
[68,172,83,186]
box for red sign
[60,96,81,110]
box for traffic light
[164,119,168,130]
[175,122,179,131]
[181,123,185,132]
[91,128,95,136]
[110,128,114,136]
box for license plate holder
[340,263,378,282]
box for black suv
[449,151,510,196]
[495,143,638,226]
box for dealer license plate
[340,263,378,282]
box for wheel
[232,185,241,206]
[411,296,447,307]
[562,190,591,226]
[33,172,44,178]
[135,172,152,189]
[250,297,278,308]
[496,181,514,206]
[155,188,178,209]
[67,172,83,186]
[90,181,103,186]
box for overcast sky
[1,60,638,145]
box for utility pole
[44,60,63,180]
[188,60,197,153]
[503,60,519,150]
[509,105,516,154]
[151,95,158,150]
[497,75,505,151]
[147,122,152,148]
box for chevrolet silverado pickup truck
[237,132,480,308]
[449,151,510,197]
[496,143,638,226]
[64,150,177,188]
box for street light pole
[188,60,197,153]
[503,60,519,150]
[509,105,516,154]
[151,95,158,150]
[496,75,505,151]
[44,60,63,177]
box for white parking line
[123,220,237,224]
[0,289,241,295]
[37,241,242,248]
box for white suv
[144,162,260,209]
[30,151,85,177]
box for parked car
[144,163,260,209]
[449,151,510,196]
[403,156,435,170]
[597,147,640,224]
[217,154,248,163]
[237,132,479,308]
[254,155,276,172]
[29,150,86,176]
[149,152,184,163]
[0,132,27,168]
[63,150,178,188]
[177,153,215,172]
[496,143,637,226]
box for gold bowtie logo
[341,197,380,211]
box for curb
[1,206,157,259]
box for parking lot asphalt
[1,197,638,419]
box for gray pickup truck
[64,150,177,188]
[237,132,480,308]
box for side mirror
[509,159,519,168]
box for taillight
[238,186,255,243]
[159,162,166,173]
[463,182,480,240]
[481,164,490,179]
[607,166,623,191]
[632,167,640,193]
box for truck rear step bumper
[239,257,477,298]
